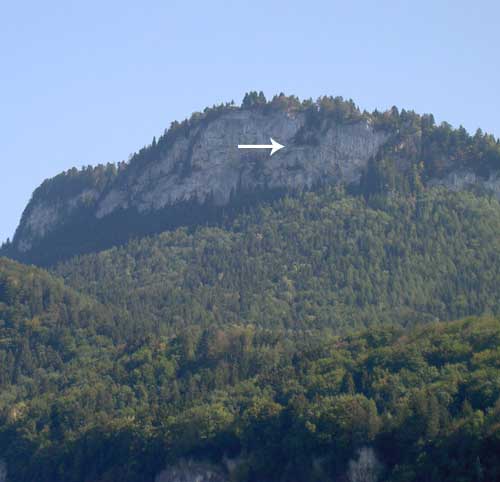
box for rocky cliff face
[428,169,500,196]
[6,106,390,262]
[96,109,387,217]
[5,99,500,265]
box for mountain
[3,93,500,265]
[2,93,500,482]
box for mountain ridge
[3,93,500,265]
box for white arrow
[238,138,285,156]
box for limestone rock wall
[11,108,388,255]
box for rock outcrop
[428,169,500,197]
[4,97,500,265]
[154,460,228,482]
[6,105,389,263]
[95,109,387,217]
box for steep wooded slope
[53,187,500,333]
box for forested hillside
[0,258,126,389]
[54,186,500,333]
[1,258,500,481]
[0,181,500,481]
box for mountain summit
[3,93,500,265]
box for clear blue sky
[1,0,500,244]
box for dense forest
[1,256,500,481]
[54,187,500,334]
[1,181,500,480]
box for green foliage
[54,187,500,334]
[0,183,500,480]
[33,164,119,202]
[1,261,500,481]
[241,91,267,108]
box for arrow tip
[269,138,285,156]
